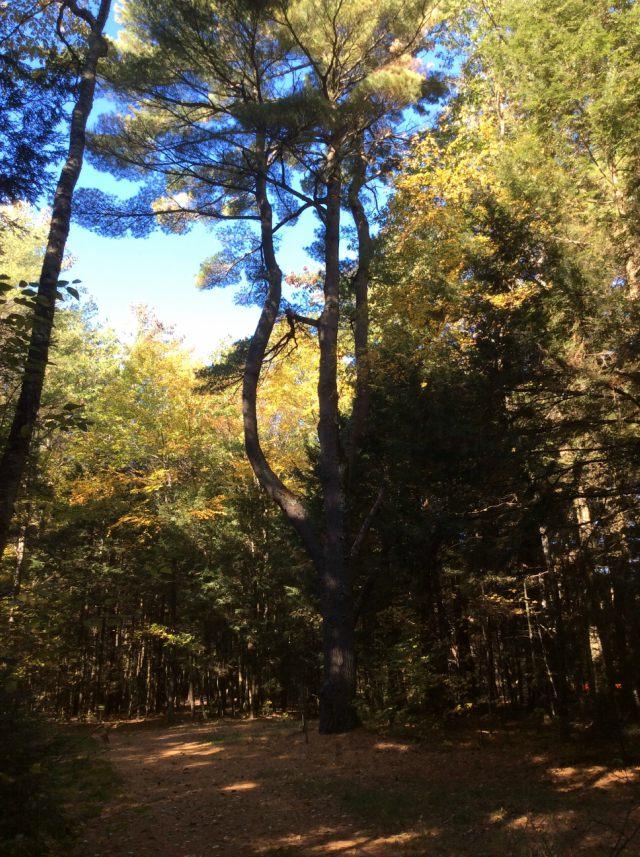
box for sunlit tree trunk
[0,0,111,558]
[242,151,321,568]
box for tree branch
[285,308,320,329]
[350,485,385,559]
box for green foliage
[0,211,94,457]
[1,309,320,720]
[0,663,116,857]
[4,0,640,762]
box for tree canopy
[3,3,640,827]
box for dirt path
[76,718,640,856]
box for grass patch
[206,729,245,745]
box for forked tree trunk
[0,0,111,559]
[242,157,321,567]
[243,145,358,733]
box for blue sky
[68,168,255,359]
[67,162,317,360]
[66,6,319,360]
[65,5,442,359]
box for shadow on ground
[75,716,640,856]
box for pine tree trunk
[242,154,321,565]
[242,143,358,733]
[317,156,358,734]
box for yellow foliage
[132,468,173,495]
[373,102,552,373]
[109,512,160,536]
[69,471,132,506]
[188,496,228,520]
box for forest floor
[74,716,640,857]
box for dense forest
[2,0,640,853]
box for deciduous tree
[0,0,112,559]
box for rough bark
[243,143,358,733]
[317,151,358,734]
[0,0,111,558]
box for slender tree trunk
[522,578,541,706]
[242,153,320,566]
[0,0,111,558]
[346,145,372,481]
[166,564,178,721]
[540,527,570,737]
[573,495,614,728]
[8,515,28,625]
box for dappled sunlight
[529,754,550,765]
[75,718,640,857]
[591,769,640,791]
[260,826,425,855]
[487,807,507,823]
[158,741,225,760]
[310,835,374,853]
[504,810,577,831]
[373,741,412,753]
[308,832,421,853]
[545,763,640,794]
[221,781,258,792]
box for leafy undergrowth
[0,685,118,857]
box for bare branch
[285,308,320,329]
